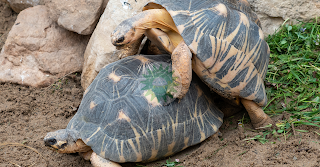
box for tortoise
[44,54,224,167]
[111,0,273,129]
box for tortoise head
[111,19,144,46]
[44,129,90,153]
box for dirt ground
[2,2,320,167]
[2,75,320,167]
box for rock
[0,5,90,87]
[248,0,320,35]
[81,0,149,90]
[46,0,105,35]
[0,1,17,50]
[4,0,110,34]
[5,0,42,13]
[102,0,109,10]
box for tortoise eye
[117,36,125,43]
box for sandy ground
[1,2,320,167]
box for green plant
[51,79,63,93]
[135,158,182,167]
[261,18,320,142]
[267,18,320,55]
[265,19,320,117]
[141,64,177,102]
[238,113,251,126]
[162,159,183,167]
[243,131,270,144]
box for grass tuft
[262,18,320,140]
[267,18,320,55]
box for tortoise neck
[133,9,179,34]
[133,9,183,48]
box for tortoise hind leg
[90,152,122,167]
[241,98,274,129]
[167,41,192,99]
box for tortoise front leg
[167,41,192,99]
[90,152,122,167]
[145,28,192,99]
[241,98,274,129]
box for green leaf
[140,64,175,103]
[285,122,291,129]
[280,40,287,45]
[312,96,320,103]
[145,89,156,101]
[297,105,309,110]
[290,70,304,84]
[277,129,284,133]
[295,129,309,132]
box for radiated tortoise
[111,0,272,129]
[44,54,224,167]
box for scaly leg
[241,98,274,129]
[167,41,192,99]
[90,152,122,167]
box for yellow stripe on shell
[195,114,206,142]
[84,87,90,96]
[99,135,107,158]
[117,110,131,122]
[148,148,159,161]
[127,139,142,162]
[119,140,125,162]
[109,72,121,83]
[90,101,97,110]
[182,137,190,150]
[192,33,267,106]
[164,141,176,157]
[215,3,228,17]
[84,127,101,143]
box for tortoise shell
[67,54,223,162]
[143,0,270,106]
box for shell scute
[96,68,136,100]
